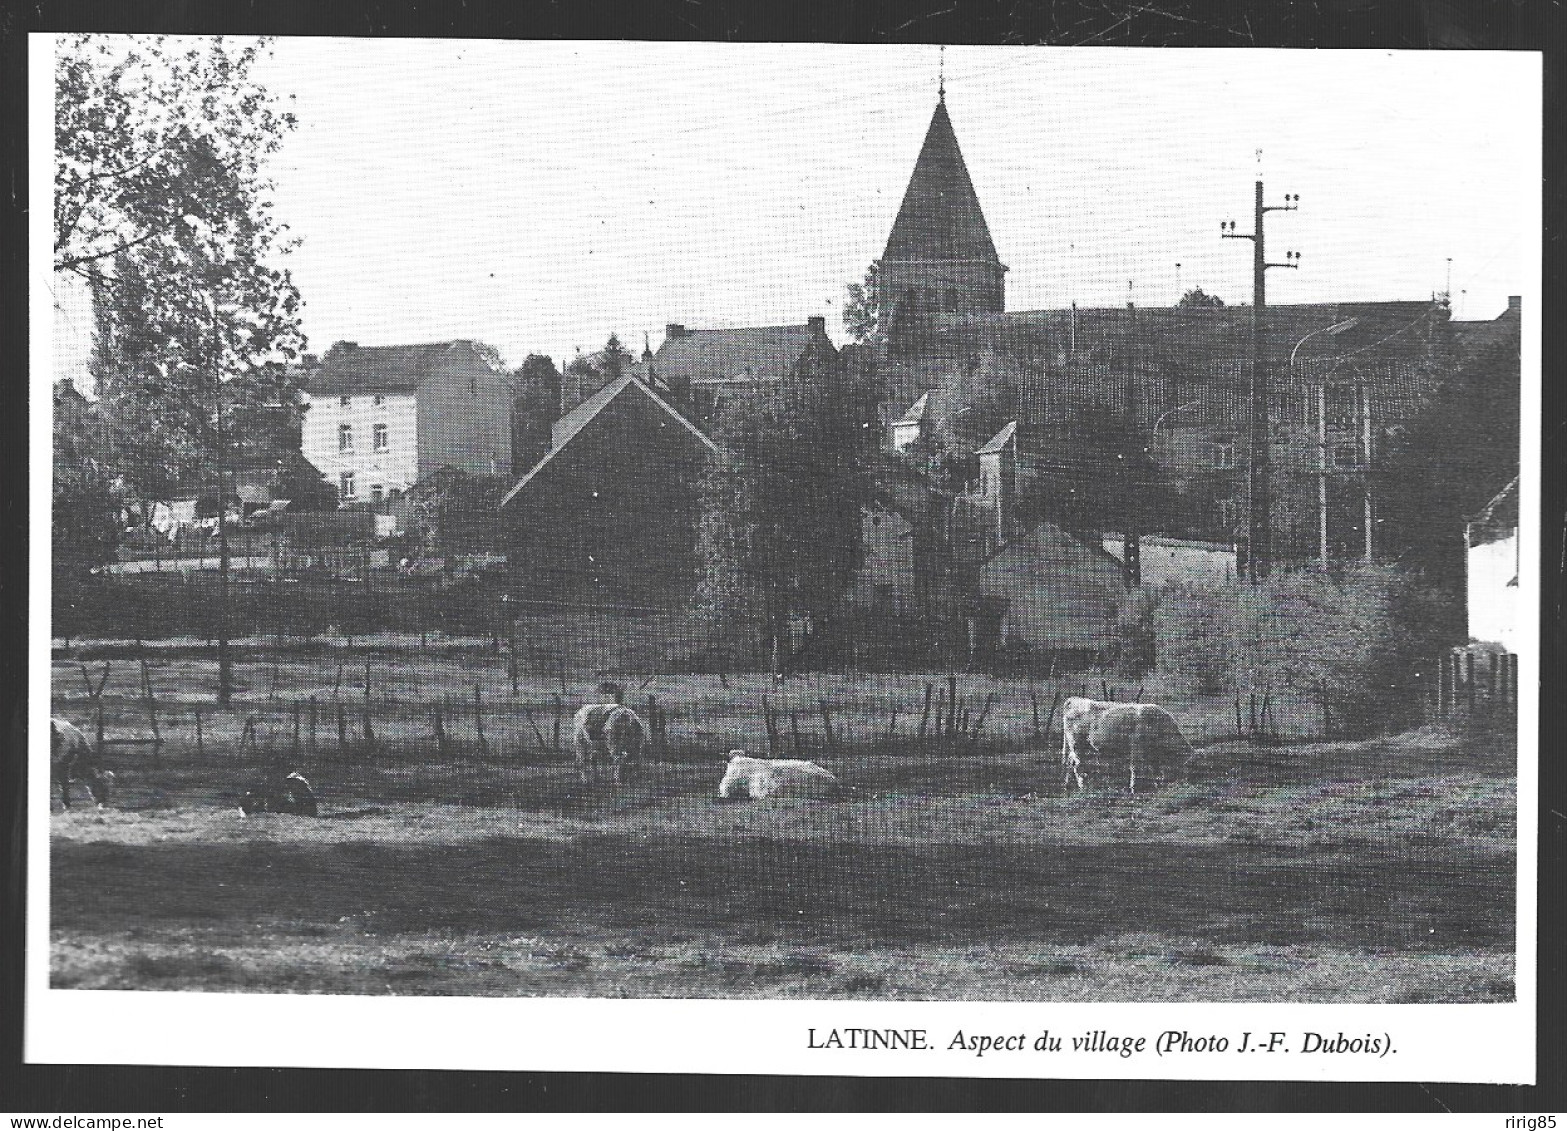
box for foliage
[696,341,881,665]
[407,467,506,567]
[1377,320,1521,597]
[269,451,338,512]
[58,36,306,505]
[1111,584,1159,677]
[53,384,124,647]
[510,353,560,472]
[1152,564,1451,735]
[1177,287,1225,308]
[842,260,882,343]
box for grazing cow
[241,770,319,817]
[1060,696,1193,794]
[717,750,840,801]
[572,684,646,785]
[50,717,114,810]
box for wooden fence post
[968,693,994,746]
[818,700,837,754]
[1465,652,1476,716]
[194,708,204,759]
[917,683,934,741]
[789,711,803,756]
[946,675,958,740]
[762,695,780,757]
[1042,690,1062,745]
[474,684,489,756]
[521,704,547,754]
[291,701,302,759]
[139,655,162,766]
[883,705,900,745]
[362,664,376,749]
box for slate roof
[500,375,718,508]
[977,420,1017,455]
[304,340,498,395]
[883,99,1002,266]
[895,391,934,425]
[649,323,821,388]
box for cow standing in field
[1060,697,1194,794]
[717,750,840,801]
[50,718,114,810]
[572,682,646,785]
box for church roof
[895,391,934,425]
[883,99,1002,266]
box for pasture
[48,640,1517,1001]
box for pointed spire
[938,45,945,102]
[882,98,1001,265]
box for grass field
[49,645,1517,1001]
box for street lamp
[1288,318,1361,570]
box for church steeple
[879,94,1006,344]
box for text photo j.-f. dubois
[31,38,1539,1081]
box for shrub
[1152,564,1453,736]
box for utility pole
[1123,291,1142,588]
[1221,172,1299,580]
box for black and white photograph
[29,35,1539,1082]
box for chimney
[664,323,687,340]
[807,315,826,335]
[1507,295,1521,314]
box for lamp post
[1289,318,1360,569]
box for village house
[1465,476,1520,655]
[300,339,514,512]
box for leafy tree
[1177,287,1225,308]
[697,340,880,668]
[511,353,561,473]
[52,383,123,647]
[1378,323,1521,601]
[57,35,306,700]
[407,467,506,572]
[842,260,882,343]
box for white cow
[50,717,114,810]
[1060,696,1193,794]
[717,750,840,800]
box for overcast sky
[51,40,1539,376]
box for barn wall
[980,525,1123,652]
[503,389,707,608]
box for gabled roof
[650,323,821,388]
[1467,475,1519,547]
[304,340,499,396]
[500,375,719,508]
[883,99,1002,266]
[895,391,934,425]
[977,420,1017,455]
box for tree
[407,467,506,573]
[53,383,123,647]
[1378,322,1521,601]
[57,36,306,703]
[1177,287,1225,308]
[697,340,880,668]
[842,260,882,343]
[511,353,561,473]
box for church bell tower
[879,90,1007,346]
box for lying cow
[572,683,646,785]
[717,750,840,801]
[1060,696,1193,794]
[240,770,319,817]
[50,717,114,810]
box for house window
[339,472,356,499]
[373,423,388,452]
[373,394,385,407]
[339,395,351,409]
[1213,441,1236,470]
[338,424,354,452]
